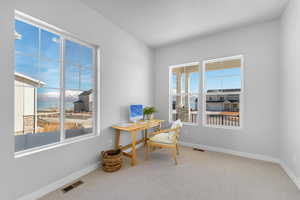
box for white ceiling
[80,0,288,47]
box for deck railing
[206,113,240,127]
[172,111,198,124]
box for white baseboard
[17,141,299,200]
[179,141,300,191]
[17,162,100,200]
[279,161,300,191]
[17,143,143,200]
[179,141,279,163]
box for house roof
[206,100,239,103]
[79,89,92,96]
[207,89,241,93]
[74,100,83,104]
[15,72,45,87]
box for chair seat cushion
[149,132,175,144]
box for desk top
[112,119,164,132]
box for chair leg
[172,148,178,165]
[176,143,179,155]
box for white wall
[280,0,300,180]
[154,20,280,158]
[0,0,154,199]
[0,1,15,199]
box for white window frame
[202,55,244,129]
[169,62,200,126]
[14,11,100,158]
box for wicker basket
[101,149,122,172]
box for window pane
[171,94,198,124]
[39,60,60,88]
[65,64,92,91]
[204,58,241,128]
[65,64,80,90]
[205,67,241,92]
[15,54,39,81]
[65,40,93,67]
[41,30,60,61]
[65,40,81,64]
[181,72,186,93]
[80,68,93,91]
[15,87,60,152]
[14,19,96,152]
[190,72,199,94]
[65,90,93,139]
[190,96,199,124]
[170,65,199,124]
[171,72,177,94]
[205,94,240,127]
[81,45,93,67]
[15,20,39,56]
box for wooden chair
[145,120,183,165]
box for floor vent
[193,148,205,152]
[62,180,83,193]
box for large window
[169,63,199,125]
[203,56,243,128]
[14,14,98,153]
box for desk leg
[115,129,121,149]
[144,129,148,145]
[157,122,162,131]
[131,131,137,166]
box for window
[203,55,243,128]
[169,63,199,125]
[14,14,98,153]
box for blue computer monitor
[129,105,143,122]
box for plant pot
[144,114,154,121]
[149,114,154,120]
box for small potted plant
[143,106,157,121]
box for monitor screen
[129,105,143,122]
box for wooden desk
[112,119,163,166]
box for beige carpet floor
[40,146,300,200]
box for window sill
[14,133,98,159]
[183,122,198,126]
[169,120,198,126]
[203,124,242,130]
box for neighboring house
[14,72,44,135]
[206,89,240,112]
[74,89,93,112]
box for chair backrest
[171,119,183,129]
[169,120,183,140]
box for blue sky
[172,68,241,94]
[15,19,93,109]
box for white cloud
[37,90,82,102]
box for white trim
[169,61,200,69]
[179,141,279,163]
[179,141,300,191]
[168,62,200,125]
[16,141,142,200]
[16,142,300,200]
[279,161,300,191]
[17,162,100,200]
[15,10,97,49]
[14,12,101,155]
[96,48,101,136]
[202,55,244,129]
[15,134,98,158]
[60,36,65,142]
[203,124,242,130]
